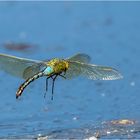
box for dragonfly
[0,53,123,100]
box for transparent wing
[0,53,41,79]
[66,53,91,63]
[65,61,82,79]
[65,61,123,80]
[22,62,47,79]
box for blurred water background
[0,1,140,139]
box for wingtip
[113,73,123,80]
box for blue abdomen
[43,66,53,75]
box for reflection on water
[37,119,140,139]
[1,119,139,139]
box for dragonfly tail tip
[16,95,19,99]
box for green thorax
[46,58,69,75]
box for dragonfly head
[43,66,54,76]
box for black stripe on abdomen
[16,72,44,99]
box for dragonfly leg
[45,73,65,100]
[44,78,48,98]
[44,75,54,98]
[51,74,58,100]
[46,78,48,91]
[64,69,67,75]
[59,74,66,79]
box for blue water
[0,1,140,139]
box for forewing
[67,53,91,63]
[0,53,40,79]
[66,61,123,80]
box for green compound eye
[43,66,53,75]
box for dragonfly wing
[0,53,40,79]
[65,61,83,79]
[82,64,123,80]
[22,62,47,79]
[66,53,91,63]
[66,61,123,80]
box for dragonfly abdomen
[16,72,44,99]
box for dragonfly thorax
[44,58,69,76]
